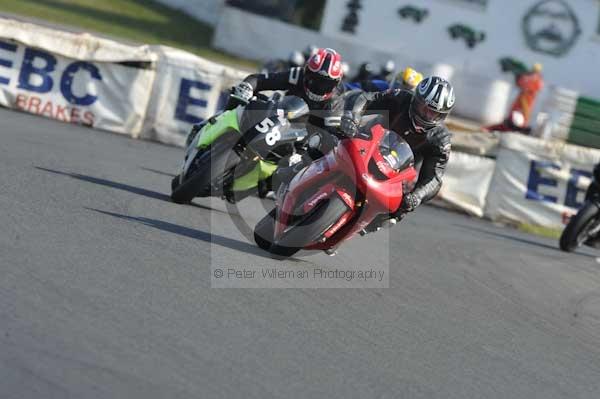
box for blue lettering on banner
[18,48,57,93]
[175,78,211,124]
[526,160,559,203]
[565,168,592,209]
[0,40,17,85]
[61,61,102,105]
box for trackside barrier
[213,6,514,125]
[140,45,246,147]
[437,152,496,218]
[484,133,600,228]
[2,18,600,229]
[0,18,156,136]
[0,17,245,141]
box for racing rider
[227,48,365,193]
[397,67,424,91]
[342,76,455,217]
[228,47,364,134]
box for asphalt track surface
[2,107,600,398]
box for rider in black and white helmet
[341,76,455,215]
[409,76,455,133]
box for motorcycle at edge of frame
[559,166,600,252]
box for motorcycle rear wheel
[559,202,599,252]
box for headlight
[308,133,321,149]
[379,131,414,171]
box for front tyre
[254,209,276,251]
[170,136,239,204]
[559,202,599,252]
[171,175,181,192]
[268,194,350,258]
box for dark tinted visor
[304,75,338,96]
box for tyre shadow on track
[35,166,221,213]
[87,208,289,261]
[453,223,598,259]
[139,167,177,178]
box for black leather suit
[231,67,366,190]
[354,89,452,204]
[236,67,365,134]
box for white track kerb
[2,17,600,230]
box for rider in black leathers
[343,76,455,215]
[228,48,363,134]
[231,52,454,218]
[227,48,365,191]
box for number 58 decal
[255,109,287,146]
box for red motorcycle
[254,116,417,258]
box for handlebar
[255,93,270,102]
[271,92,282,103]
[253,92,282,103]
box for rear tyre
[170,136,239,204]
[269,194,350,258]
[559,202,599,252]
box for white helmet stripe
[289,67,301,85]
[446,86,455,108]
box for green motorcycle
[171,93,309,204]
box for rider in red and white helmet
[302,48,344,103]
[228,47,366,192]
[229,48,349,113]
[228,47,366,140]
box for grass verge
[0,0,257,69]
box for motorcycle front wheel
[263,194,349,258]
[559,202,599,252]
[171,135,240,204]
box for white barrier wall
[0,18,244,141]
[0,19,156,136]
[212,6,513,124]
[141,46,245,147]
[485,133,600,228]
[213,6,399,75]
[322,0,600,99]
[438,152,496,217]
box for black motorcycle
[560,169,600,252]
[170,93,309,204]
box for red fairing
[274,122,417,251]
[307,48,343,80]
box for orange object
[509,71,544,126]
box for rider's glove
[230,81,254,104]
[340,112,359,138]
[399,192,421,213]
